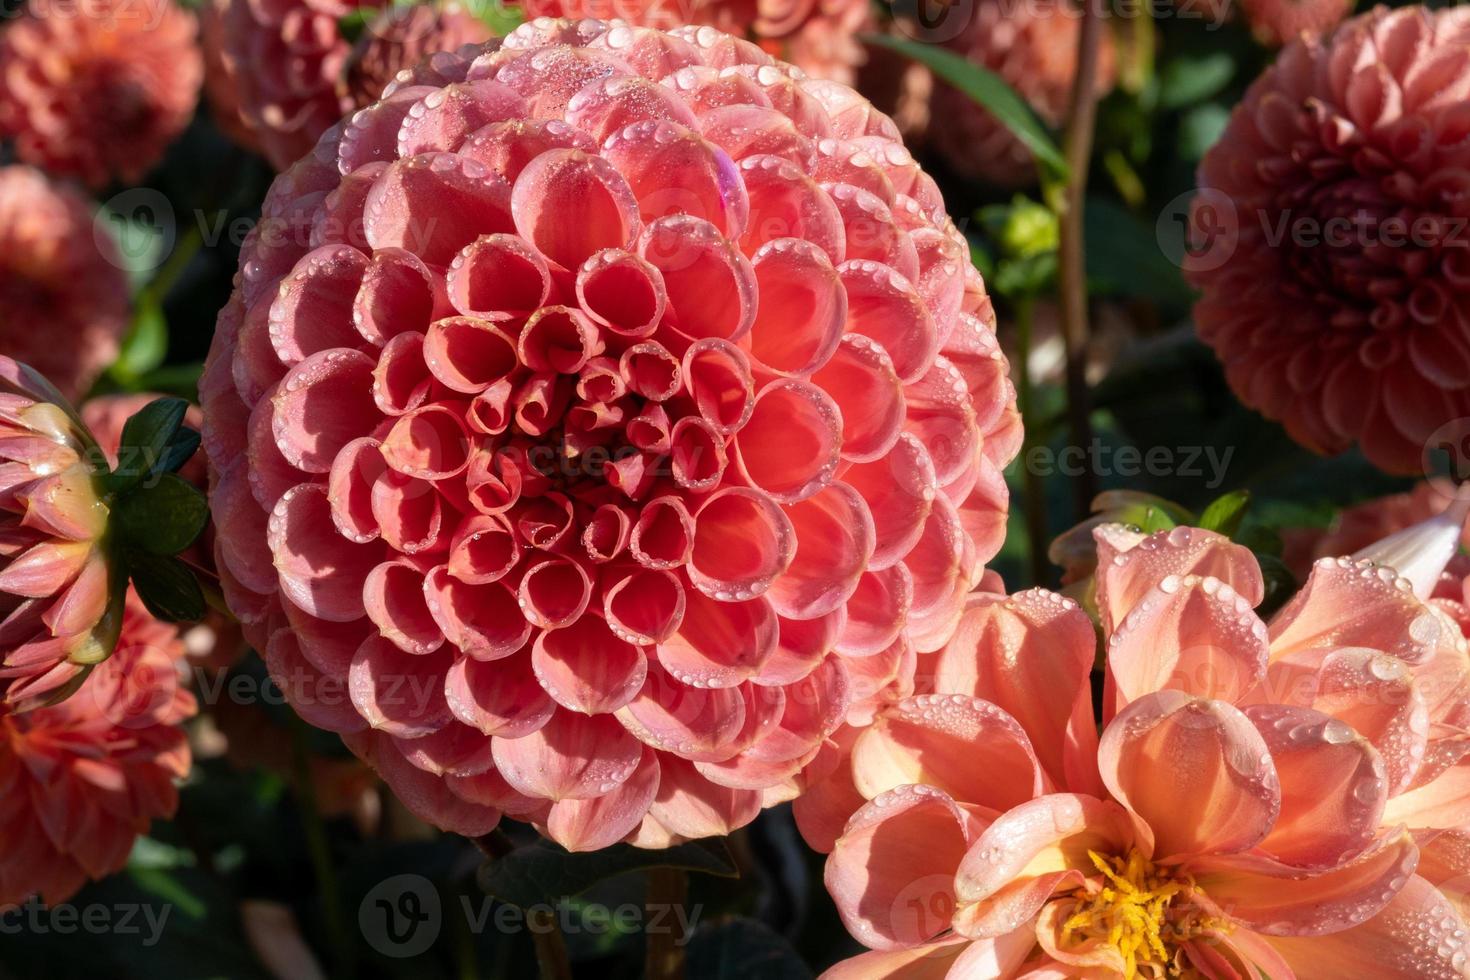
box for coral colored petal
[268,245,370,366]
[354,248,444,346]
[616,661,747,762]
[363,560,446,656]
[842,433,937,570]
[1245,703,1386,870]
[647,754,762,839]
[1099,691,1281,861]
[271,349,381,474]
[363,154,515,266]
[348,636,454,738]
[1094,525,1265,635]
[444,652,554,738]
[641,216,756,344]
[656,590,778,688]
[532,614,648,715]
[934,591,1102,796]
[734,380,842,503]
[268,485,384,622]
[837,565,913,656]
[511,148,641,271]
[545,747,661,852]
[825,784,971,950]
[423,566,531,660]
[852,694,1044,811]
[766,482,874,621]
[265,629,366,735]
[601,121,747,239]
[1271,556,1449,665]
[747,238,845,377]
[811,334,906,464]
[688,487,795,599]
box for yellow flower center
[1060,850,1229,979]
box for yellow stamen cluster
[1060,850,1228,979]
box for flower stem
[529,908,573,980]
[289,714,356,978]
[1057,0,1107,522]
[1014,297,1049,587]
[645,867,689,980]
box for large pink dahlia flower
[519,0,873,83]
[817,520,1470,978]
[0,167,129,403]
[213,0,491,170]
[200,17,1018,850]
[927,0,1116,187]
[0,0,201,189]
[0,358,120,713]
[0,595,194,908]
[1190,6,1470,475]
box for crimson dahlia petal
[1190,7,1470,475]
[0,0,201,189]
[201,17,1019,851]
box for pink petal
[265,628,367,734]
[268,245,370,366]
[766,481,874,621]
[843,433,937,570]
[603,565,685,644]
[812,334,906,464]
[1098,691,1281,860]
[575,248,666,340]
[616,660,747,762]
[647,753,762,839]
[1094,526,1265,635]
[380,403,472,480]
[447,233,551,321]
[363,154,514,266]
[447,513,519,584]
[423,566,531,659]
[518,306,600,374]
[601,121,747,239]
[1270,556,1450,665]
[347,636,454,738]
[370,333,435,417]
[688,487,795,599]
[747,238,846,377]
[398,80,528,157]
[641,216,756,344]
[271,349,381,473]
[545,747,661,852]
[656,590,777,688]
[354,248,445,346]
[444,651,554,737]
[631,495,694,568]
[734,380,842,503]
[620,341,682,402]
[531,613,648,714]
[517,558,592,630]
[701,103,815,167]
[491,710,642,801]
[837,564,913,656]
[363,560,446,656]
[566,75,698,143]
[268,484,384,622]
[511,148,640,271]
[738,154,845,264]
[457,119,599,183]
[423,316,518,394]
[1385,754,1470,829]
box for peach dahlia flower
[1190,7,1470,475]
[0,0,201,189]
[0,166,130,403]
[0,358,120,713]
[817,520,1470,978]
[199,18,1019,850]
[519,0,873,83]
[0,595,194,908]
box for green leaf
[1158,53,1235,110]
[1198,490,1251,538]
[129,552,206,622]
[479,839,737,910]
[110,295,169,384]
[862,34,1069,180]
[108,397,190,493]
[1084,198,1194,310]
[114,474,209,555]
[686,919,813,980]
[1178,103,1231,161]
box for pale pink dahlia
[0,167,130,403]
[1190,7,1470,475]
[0,0,201,189]
[816,521,1470,978]
[0,595,194,908]
[519,0,873,83]
[344,4,492,108]
[0,358,120,713]
[200,17,1018,850]
[927,0,1116,187]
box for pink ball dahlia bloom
[215,0,491,170]
[200,17,1018,850]
[519,0,873,83]
[0,0,201,189]
[0,167,129,403]
[0,594,194,908]
[817,520,1470,978]
[927,0,1116,187]
[0,358,121,713]
[1190,7,1470,475]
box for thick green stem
[1014,298,1049,588]
[289,715,355,979]
[645,867,689,980]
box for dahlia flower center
[1059,850,1225,980]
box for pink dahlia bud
[0,0,202,189]
[1240,0,1354,46]
[520,0,873,82]
[928,0,1116,187]
[345,4,493,108]
[0,358,122,712]
[0,167,130,403]
[0,596,194,907]
[199,0,262,152]
[1190,7,1470,475]
[200,18,1019,849]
